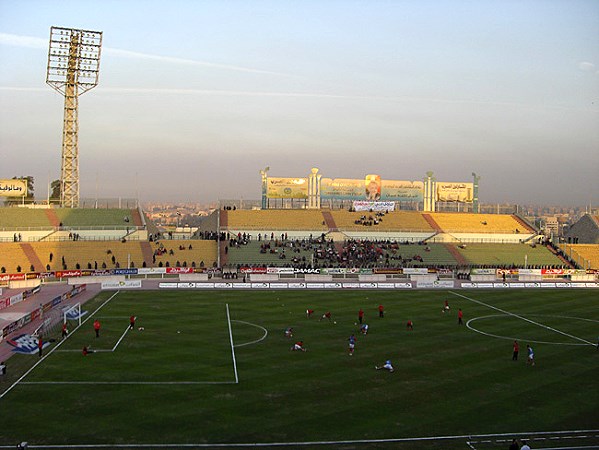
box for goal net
[32,308,63,338]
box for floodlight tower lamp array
[46,26,103,208]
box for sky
[0,0,598,206]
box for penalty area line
[0,290,121,401]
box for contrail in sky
[0,32,287,76]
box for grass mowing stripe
[226,303,239,384]
[0,290,121,400]
[450,291,595,346]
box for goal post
[64,302,82,327]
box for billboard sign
[320,178,364,200]
[436,182,473,202]
[266,177,308,199]
[380,180,423,202]
[322,176,424,202]
[0,179,27,197]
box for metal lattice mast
[47,27,102,208]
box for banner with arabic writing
[436,182,473,202]
[0,179,27,197]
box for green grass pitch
[0,288,598,449]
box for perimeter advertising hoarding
[266,177,309,199]
[0,179,27,197]
[436,182,473,202]
[321,177,424,202]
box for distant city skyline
[1,0,598,206]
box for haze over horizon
[1,0,598,207]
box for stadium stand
[328,210,434,232]
[151,239,218,268]
[0,208,53,229]
[561,244,599,270]
[27,241,148,270]
[0,243,33,273]
[455,243,564,267]
[226,210,328,233]
[428,212,530,234]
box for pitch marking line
[467,314,599,346]
[21,303,242,386]
[0,429,596,448]
[450,291,595,346]
[21,381,237,385]
[226,303,239,384]
[0,291,121,400]
[231,320,268,348]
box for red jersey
[130,316,135,323]
[458,310,463,318]
[358,309,364,318]
[378,305,384,312]
[513,342,519,352]
[324,312,331,318]
[93,320,101,330]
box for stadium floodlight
[47,26,103,208]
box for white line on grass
[226,303,239,384]
[231,320,268,348]
[0,291,121,401]
[112,326,131,352]
[56,324,131,353]
[449,291,596,346]
[466,314,599,346]
[0,429,596,448]
[21,381,237,385]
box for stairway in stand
[44,209,61,228]
[219,210,228,266]
[140,241,154,267]
[132,209,144,227]
[443,243,468,266]
[321,211,338,231]
[21,243,45,272]
[421,214,443,233]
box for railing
[0,225,145,232]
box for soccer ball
[334,321,337,324]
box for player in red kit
[458,309,464,325]
[358,308,364,324]
[378,304,384,318]
[320,311,332,322]
[306,309,314,319]
[291,341,306,352]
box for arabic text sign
[0,179,27,197]
[266,177,309,199]
[436,182,473,202]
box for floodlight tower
[46,26,103,208]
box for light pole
[47,26,103,208]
